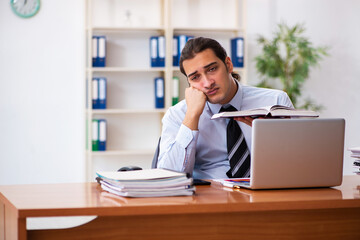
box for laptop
[238,118,345,189]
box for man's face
[182,48,236,105]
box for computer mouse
[117,166,143,172]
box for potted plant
[254,22,329,110]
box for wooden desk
[1,175,360,240]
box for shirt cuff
[175,124,199,149]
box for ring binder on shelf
[231,37,244,68]
[155,77,164,108]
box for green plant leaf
[254,22,329,109]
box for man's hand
[183,87,207,130]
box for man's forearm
[157,124,198,175]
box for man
[157,37,293,179]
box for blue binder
[154,77,164,108]
[158,36,165,67]
[150,36,158,67]
[173,36,179,66]
[231,37,244,68]
[92,36,98,67]
[92,36,106,67]
[92,77,107,109]
[98,77,107,109]
[177,35,194,66]
[92,78,99,109]
[98,119,107,151]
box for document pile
[349,147,360,175]
[96,169,195,197]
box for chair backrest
[151,137,161,168]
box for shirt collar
[207,79,243,115]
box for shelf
[173,27,245,33]
[88,67,166,73]
[88,109,167,115]
[89,26,165,33]
[88,149,155,156]
[85,0,247,181]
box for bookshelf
[85,0,247,181]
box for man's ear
[225,56,233,73]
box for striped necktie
[220,105,251,178]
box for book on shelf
[211,105,319,119]
[96,168,195,198]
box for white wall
[0,0,85,184]
[247,0,360,175]
[0,0,358,185]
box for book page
[270,108,319,117]
[97,169,186,181]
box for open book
[211,105,319,119]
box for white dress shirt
[157,83,294,179]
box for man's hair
[179,37,240,81]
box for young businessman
[157,37,293,179]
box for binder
[92,36,98,67]
[92,36,106,67]
[98,77,107,109]
[158,36,165,67]
[92,78,99,109]
[154,77,164,108]
[92,119,99,151]
[150,36,158,67]
[177,35,194,66]
[97,36,106,67]
[172,76,179,105]
[98,119,107,151]
[173,36,179,66]
[231,37,244,68]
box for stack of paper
[349,147,360,175]
[96,169,195,197]
[213,178,250,189]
